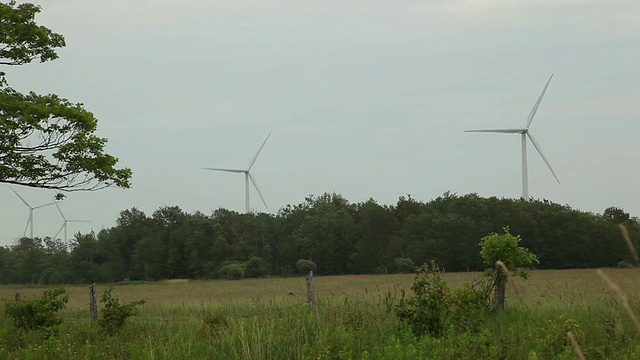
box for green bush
[244,257,269,278]
[295,259,317,275]
[394,257,415,273]
[393,261,490,337]
[535,313,583,358]
[480,227,538,310]
[97,287,145,335]
[220,263,245,280]
[4,288,68,331]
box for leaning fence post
[15,292,20,302]
[306,271,316,307]
[89,283,98,323]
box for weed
[4,288,68,331]
[97,287,145,335]
[393,261,491,337]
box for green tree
[208,223,231,275]
[295,259,317,274]
[68,232,103,283]
[10,237,46,284]
[38,237,70,284]
[479,227,538,310]
[0,1,131,192]
[393,257,415,273]
[296,193,357,275]
[354,199,399,273]
[0,1,64,71]
[0,246,12,283]
[109,208,152,280]
[603,207,631,223]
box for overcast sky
[1,0,639,246]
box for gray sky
[2,0,639,246]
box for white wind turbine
[465,74,560,201]
[53,202,91,243]
[202,133,271,213]
[10,187,56,238]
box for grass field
[1,269,639,359]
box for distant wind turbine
[465,74,560,201]
[54,202,91,243]
[202,133,271,213]
[10,187,56,238]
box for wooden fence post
[89,283,98,323]
[15,292,20,302]
[306,271,316,307]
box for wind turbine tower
[202,133,271,213]
[54,202,91,243]
[465,74,560,201]
[10,187,56,238]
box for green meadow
[1,269,639,359]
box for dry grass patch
[1,269,639,320]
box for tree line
[0,192,637,284]
[2,4,638,284]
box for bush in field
[393,261,490,337]
[295,259,317,275]
[394,257,415,273]
[220,263,245,280]
[98,287,145,335]
[244,257,269,278]
[4,288,68,331]
[536,314,583,358]
[480,227,538,310]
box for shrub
[295,259,317,275]
[97,287,145,335]
[394,257,415,273]
[244,257,269,278]
[393,261,490,337]
[479,227,538,273]
[480,227,538,310]
[536,314,583,358]
[220,263,245,280]
[4,288,68,331]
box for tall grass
[1,269,639,359]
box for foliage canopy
[480,227,539,274]
[480,227,539,310]
[0,1,131,191]
[0,193,637,284]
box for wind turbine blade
[54,223,65,239]
[465,129,525,134]
[23,218,30,237]
[527,132,560,183]
[248,173,269,210]
[202,167,247,173]
[10,188,31,208]
[525,74,553,129]
[33,202,56,210]
[68,220,92,223]
[247,133,271,170]
[55,202,66,220]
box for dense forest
[0,192,638,284]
